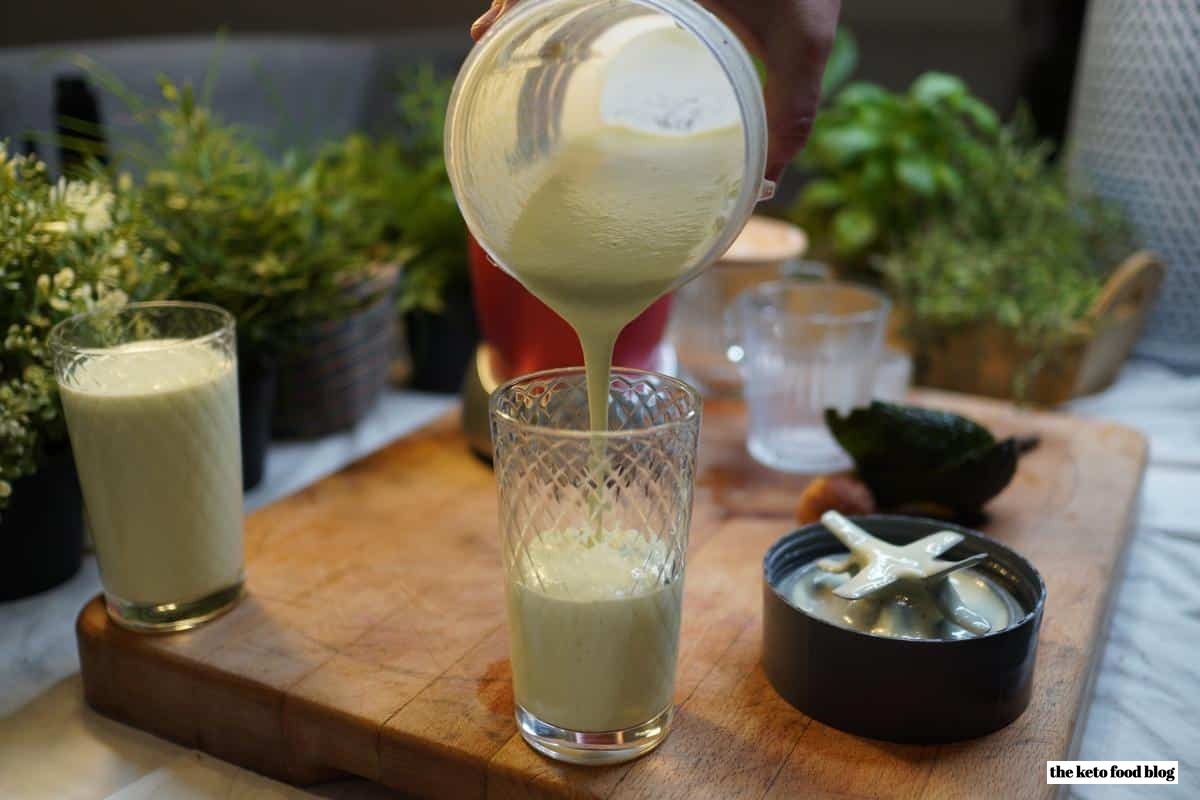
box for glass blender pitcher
[448,0,773,452]
[446,0,772,285]
[446,0,775,763]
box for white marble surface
[1,367,1198,799]
[1064,362,1200,799]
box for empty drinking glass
[669,217,816,396]
[873,348,914,403]
[735,281,890,473]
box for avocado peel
[825,401,1034,516]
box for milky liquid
[483,33,743,732]
[59,340,244,605]
[493,126,736,729]
[506,528,683,731]
[784,563,1021,641]
[503,123,744,431]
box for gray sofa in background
[0,33,472,173]
[1,2,1039,174]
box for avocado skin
[825,401,1021,514]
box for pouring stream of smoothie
[503,122,744,431]
[478,30,746,733]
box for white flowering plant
[0,144,170,506]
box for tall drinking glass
[50,302,244,632]
[736,281,890,473]
[491,368,701,765]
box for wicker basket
[905,252,1165,405]
[273,264,400,438]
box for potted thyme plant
[136,81,406,459]
[1,145,170,598]
[883,127,1153,404]
[267,133,408,438]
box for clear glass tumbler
[491,368,701,765]
[736,281,890,473]
[50,302,244,632]
[670,218,822,397]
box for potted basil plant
[790,71,1002,276]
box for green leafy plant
[883,123,1136,393]
[137,79,404,357]
[885,125,1133,340]
[0,145,170,506]
[820,27,859,101]
[792,72,1000,269]
[794,53,1138,398]
[389,67,468,316]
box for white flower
[97,288,128,307]
[253,254,283,277]
[51,179,114,233]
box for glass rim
[739,279,892,326]
[490,366,703,440]
[48,300,236,359]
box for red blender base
[462,234,674,454]
[470,234,672,378]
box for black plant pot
[406,295,479,394]
[0,448,84,601]
[238,351,278,491]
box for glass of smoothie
[50,302,244,632]
[491,367,701,765]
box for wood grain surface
[76,391,1147,799]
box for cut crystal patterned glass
[490,367,702,764]
[491,369,701,587]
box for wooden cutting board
[76,391,1146,799]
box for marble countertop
[2,365,1197,799]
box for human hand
[471,0,841,180]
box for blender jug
[446,0,772,296]
[448,0,773,453]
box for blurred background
[0,0,1193,431]
[1,0,1088,160]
